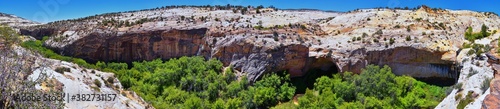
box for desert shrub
[362,32,369,38]
[94,79,102,87]
[465,25,491,41]
[467,68,478,78]
[55,67,70,74]
[463,42,472,48]
[415,18,423,22]
[455,93,462,101]
[457,91,474,109]
[21,39,98,69]
[394,25,401,28]
[107,77,115,84]
[0,26,20,48]
[482,77,492,93]
[406,36,412,41]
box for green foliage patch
[112,57,295,108]
[465,24,491,42]
[296,65,447,108]
[21,40,97,69]
[19,36,448,109]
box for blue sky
[1,0,499,23]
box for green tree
[226,98,242,109]
[212,99,225,109]
[389,38,395,45]
[0,26,20,48]
[481,24,490,38]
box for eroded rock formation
[61,28,208,63]
[32,27,460,83]
[20,5,500,84]
[483,64,500,109]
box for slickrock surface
[0,12,40,27]
[0,45,151,108]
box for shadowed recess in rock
[290,57,340,94]
[412,64,460,86]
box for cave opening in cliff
[413,64,460,87]
[290,57,339,94]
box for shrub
[482,77,492,93]
[462,42,472,48]
[21,40,97,69]
[42,36,49,41]
[467,49,475,56]
[94,79,102,87]
[389,38,395,45]
[394,25,401,28]
[55,67,70,74]
[415,18,422,22]
[465,25,491,41]
[454,82,463,90]
[254,25,264,30]
[485,45,492,52]
[72,58,89,67]
[439,23,446,29]
[467,68,478,78]
[375,29,383,35]
[457,91,474,109]
[455,93,462,101]
[107,77,115,84]
[301,25,307,29]
[405,36,412,41]
[0,26,20,47]
[481,24,490,38]
[362,33,369,38]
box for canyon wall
[60,28,208,64]
[40,28,459,83]
[365,47,458,79]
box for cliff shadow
[413,64,461,87]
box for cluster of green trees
[100,57,295,108]
[19,34,448,108]
[296,65,447,108]
[99,18,150,28]
[465,24,491,41]
[21,39,95,68]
